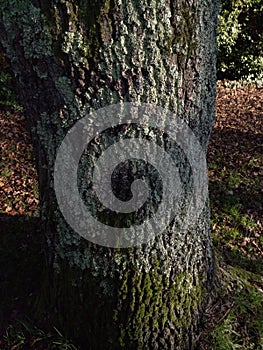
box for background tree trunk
[0,1,219,349]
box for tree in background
[217,0,263,81]
[0,1,219,349]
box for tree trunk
[0,1,219,349]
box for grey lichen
[62,31,90,67]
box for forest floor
[0,81,262,349]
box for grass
[200,81,263,349]
[1,320,77,350]
[210,267,263,350]
[198,255,263,350]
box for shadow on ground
[0,214,44,331]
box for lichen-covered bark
[0,1,219,349]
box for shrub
[217,0,263,82]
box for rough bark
[0,1,219,349]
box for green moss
[114,269,205,346]
[36,171,208,347]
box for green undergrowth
[0,70,22,111]
[208,156,262,274]
[1,320,77,350]
[209,265,263,350]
